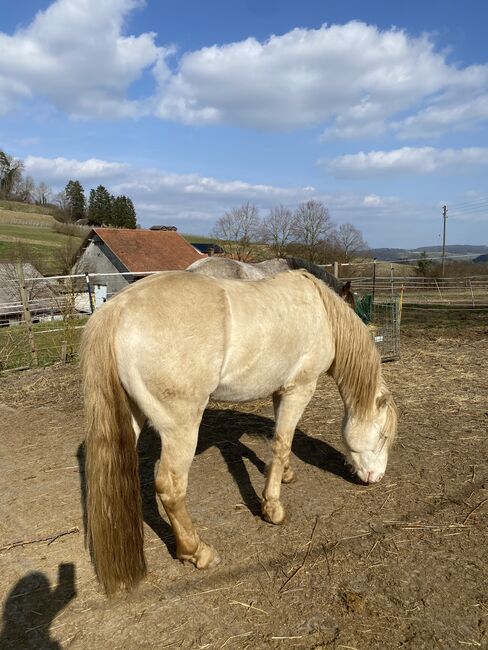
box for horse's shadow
[77,409,356,557]
[197,409,357,515]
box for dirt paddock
[0,322,487,649]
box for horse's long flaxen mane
[304,270,397,447]
[299,270,382,414]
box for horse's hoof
[262,499,286,525]
[196,543,221,569]
[179,541,221,569]
[282,467,295,484]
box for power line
[447,197,488,210]
[449,205,488,216]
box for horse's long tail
[81,305,146,594]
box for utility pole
[441,205,448,277]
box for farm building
[0,262,54,326]
[75,227,205,299]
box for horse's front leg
[262,380,317,525]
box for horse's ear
[340,281,351,295]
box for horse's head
[342,390,397,484]
[339,281,355,310]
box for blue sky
[1,0,488,248]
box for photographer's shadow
[0,563,76,650]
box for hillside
[367,244,488,261]
[0,200,87,275]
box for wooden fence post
[16,261,39,368]
[372,258,377,305]
[468,279,475,307]
[434,279,443,302]
[85,273,94,314]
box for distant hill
[473,253,488,263]
[366,245,488,262]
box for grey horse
[187,256,355,308]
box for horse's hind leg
[272,393,295,485]
[152,402,220,570]
[262,381,317,525]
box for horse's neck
[287,257,342,292]
[321,269,341,292]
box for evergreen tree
[64,180,86,221]
[416,251,433,277]
[88,185,112,225]
[123,196,137,228]
[111,195,137,228]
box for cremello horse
[187,255,355,309]
[82,270,397,594]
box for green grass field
[0,208,56,226]
[0,199,58,217]
[0,223,67,245]
[0,200,86,274]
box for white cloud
[394,93,488,138]
[22,153,418,231]
[24,153,486,243]
[156,21,471,131]
[0,0,163,118]
[324,147,488,178]
[25,156,129,181]
[2,7,488,139]
[363,194,383,206]
[22,154,316,226]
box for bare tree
[261,205,295,257]
[332,223,368,262]
[53,190,70,222]
[53,236,83,275]
[13,175,35,203]
[212,202,261,261]
[35,182,52,206]
[291,200,334,263]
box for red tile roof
[93,228,204,272]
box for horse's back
[211,272,334,400]
[91,270,334,402]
